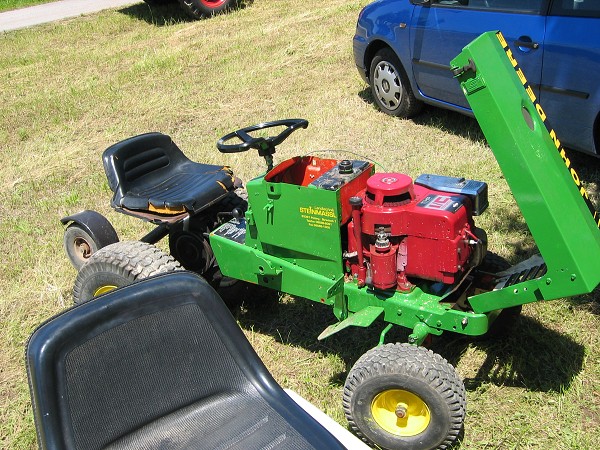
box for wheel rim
[373,61,402,110]
[73,237,92,260]
[93,285,118,297]
[199,0,227,7]
[371,389,431,436]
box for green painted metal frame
[452,31,600,313]
[243,175,345,281]
[210,173,491,344]
[211,174,349,318]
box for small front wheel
[64,225,100,270]
[343,343,465,450]
[73,241,182,304]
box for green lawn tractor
[61,32,600,450]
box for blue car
[353,0,600,156]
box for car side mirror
[410,0,431,5]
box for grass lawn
[1,0,599,448]
[0,0,55,13]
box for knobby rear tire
[73,241,182,304]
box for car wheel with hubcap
[369,48,423,118]
[343,343,465,450]
[73,241,182,304]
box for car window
[550,0,600,17]
[433,0,544,13]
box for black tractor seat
[103,132,237,223]
[26,272,348,450]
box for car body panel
[353,0,600,155]
[353,0,415,79]
[540,15,600,153]
[409,5,545,109]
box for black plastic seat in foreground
[26,272,346,450]
[103,133,236,217]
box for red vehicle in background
[144,0,236,19]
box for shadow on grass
[358,87,485,144]
[235,294,585,394]
[358,87,600,175]
[235,296,403,384]
[430,315,585,393]
[567,289,600,313]
[118,3,193,26]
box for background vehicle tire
[73,241,182,304]
[369,48,423,118]
[178,0,236,19]
[343,343,465,450]
[64,225,100,270]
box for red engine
[346,171,486,291]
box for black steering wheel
[217,119,309,157]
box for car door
[540,0,600,154]
[408,0,547,111]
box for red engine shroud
[347,172,474,287]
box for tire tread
[73,241,181,304]
[343,343,465,450]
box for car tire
[369,48,423,118]
[178,0,236,19]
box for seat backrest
[102,132,188,198]
[26,272,344,450]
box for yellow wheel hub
[93,285,118,297]
[371,389,431,436]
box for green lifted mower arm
[452,31,600,313]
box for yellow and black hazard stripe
[495,31,600,229]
